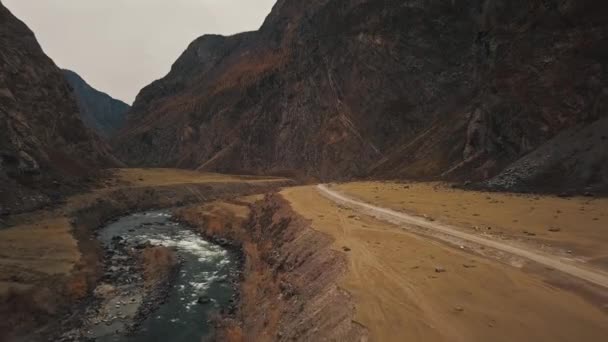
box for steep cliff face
[63,69,129,138]
[0,4,118,215]
[116,0,608,192]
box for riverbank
[0,169,291,341]
[176,194,368,341]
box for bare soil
[281,185,608,342]
[335,181,608,268]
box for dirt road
[317,184,608,289]
[283,186,608,341]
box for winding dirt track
[317,184,608,289]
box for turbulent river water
[98,211,238,341]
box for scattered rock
[435,267,446,273]
[197,296,211,304]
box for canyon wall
[0,3,121,214]
[112,0,606,192]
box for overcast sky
[3,0,276,104]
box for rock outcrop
[116,0,608,192]
[0,3,119,214]
[63,69,129,139]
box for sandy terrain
[334,182,608,268]
[318,184,608,289]
[281,186,608,342]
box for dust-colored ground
[335,182,608,268]
[281,186,608,342]
[0,168,290,341]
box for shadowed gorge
[63,69,130,139]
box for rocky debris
[57,236,181,341]
[197,295,212,305]
[435,267,447,273]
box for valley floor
[2,171,607,341]
[0,168,289,340]
[282,184,608,342]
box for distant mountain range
[63,69,129,138]
[115,0,608,193]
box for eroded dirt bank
[0,169,291,341]
[176,194,368,341]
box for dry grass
[334,181,608,267]
[111,168,287,187]
[281,186,608,342]
[139,247,178,289]
[0,218,79,296]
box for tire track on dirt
[318,184,608,289]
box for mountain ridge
[116,0,608,193]
[0,3,119,215]
[63,69,129,138]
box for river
[96,211,238,341]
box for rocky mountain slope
[0,3,118,215]
[116,0,608,193]
[63,69,129,138]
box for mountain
[63,69,129,139]
[0,3,119,215]
[116,0,608,193]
